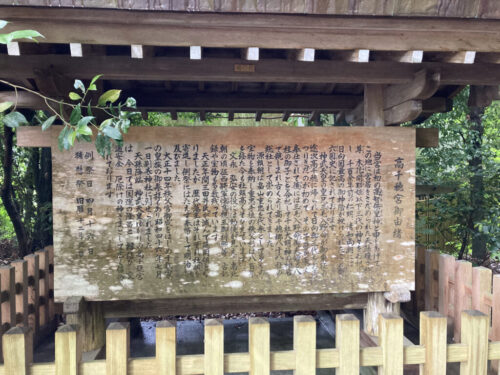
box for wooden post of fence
[491,275,500,372]
[12,260,28,327]
[2,326,32,375]
[293,315,316,375]
[0,265,15,331]
[36,249,50,327]
[205,319,224,375]
[425,249,440,311]
[47,246,55,320]
[415,245,426,313]
[472,267,492,316]
[25,253,40,337]
[454,261,472,343]
[249,317,270,375]
[106,322,130,375]
[460,310,488,375]
[419,311,447,375]
[438,254,455,333]
[378,313,403,374]
[336,314,359,375]
[156,320,176,375]
[55,324,82,375]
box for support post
[364,293,400,336]
[64,296,105,352]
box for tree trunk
[0,125,31,257]
[468,88,487,261]
[33,147,53,247]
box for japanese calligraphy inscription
[52,127,416,301]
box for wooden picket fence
[0,246,56,349]
[0,311,499,374]
[414,246,500,345]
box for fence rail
[0,311,498,374]
[0,246,56,352]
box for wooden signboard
[51,127,415,301]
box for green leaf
[3,111,28,128]
[77,119,93,136]
[7,30,44,42]
[98,89,121,106]
[68,129,77,147]
[41,115,57,131]
[69,104,82,125]
[87,102,93,117]
[95,133,112,157]
[57,126,71,150]
[102,125,122,140]
[0,21,8,30]
[90,74,102,87]
[77,116,94,127]
[88,84,97,91]
[0,101,13,113]
[69,92,82,101]
[74,79,85,93]
[125,97,137,108]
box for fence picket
[336,314,359,375]
[415,246,426,312]
[492,275,500,373]
[293,315,316,375]
[438,253,455,326]
[378,313,403,374]
[460,310,488,375]
[55,324,81,375]
[36,249,50,327]
[156,320,176,375]
[472,267,492,315]
[454,261,472,342]
[2,326,32,375]
[24,253,40,336]
[425,249,440,311]
[205,319,224,375]
[249,317,270,375]
[106,322,129,375]
[12,260,28,327]
[0,266,15,331]
[47,246,55,320]
[420,311,447,375]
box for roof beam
[0,91,361,112]
[2,56,500,85]
[3,8,500,52]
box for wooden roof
[1,0,500,19]
[1,5,499,127]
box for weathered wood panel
[1,0,499,19]
[52,127,415,301]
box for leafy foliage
[0,20,43,44]
[415,88,500,259]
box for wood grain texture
[378,313,403,374]
[51,127,415,301]
[419,311,447,375]
[293,315,316,375]
[460,310,488,375]
[156,321,176,375]
[204,319,224,375]
[55,325,81,375]
[249,317,270,375]
[0,0,497,18]
[106,322,129,375]
[336,314,359,374]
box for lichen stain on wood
[51,127,415,301]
